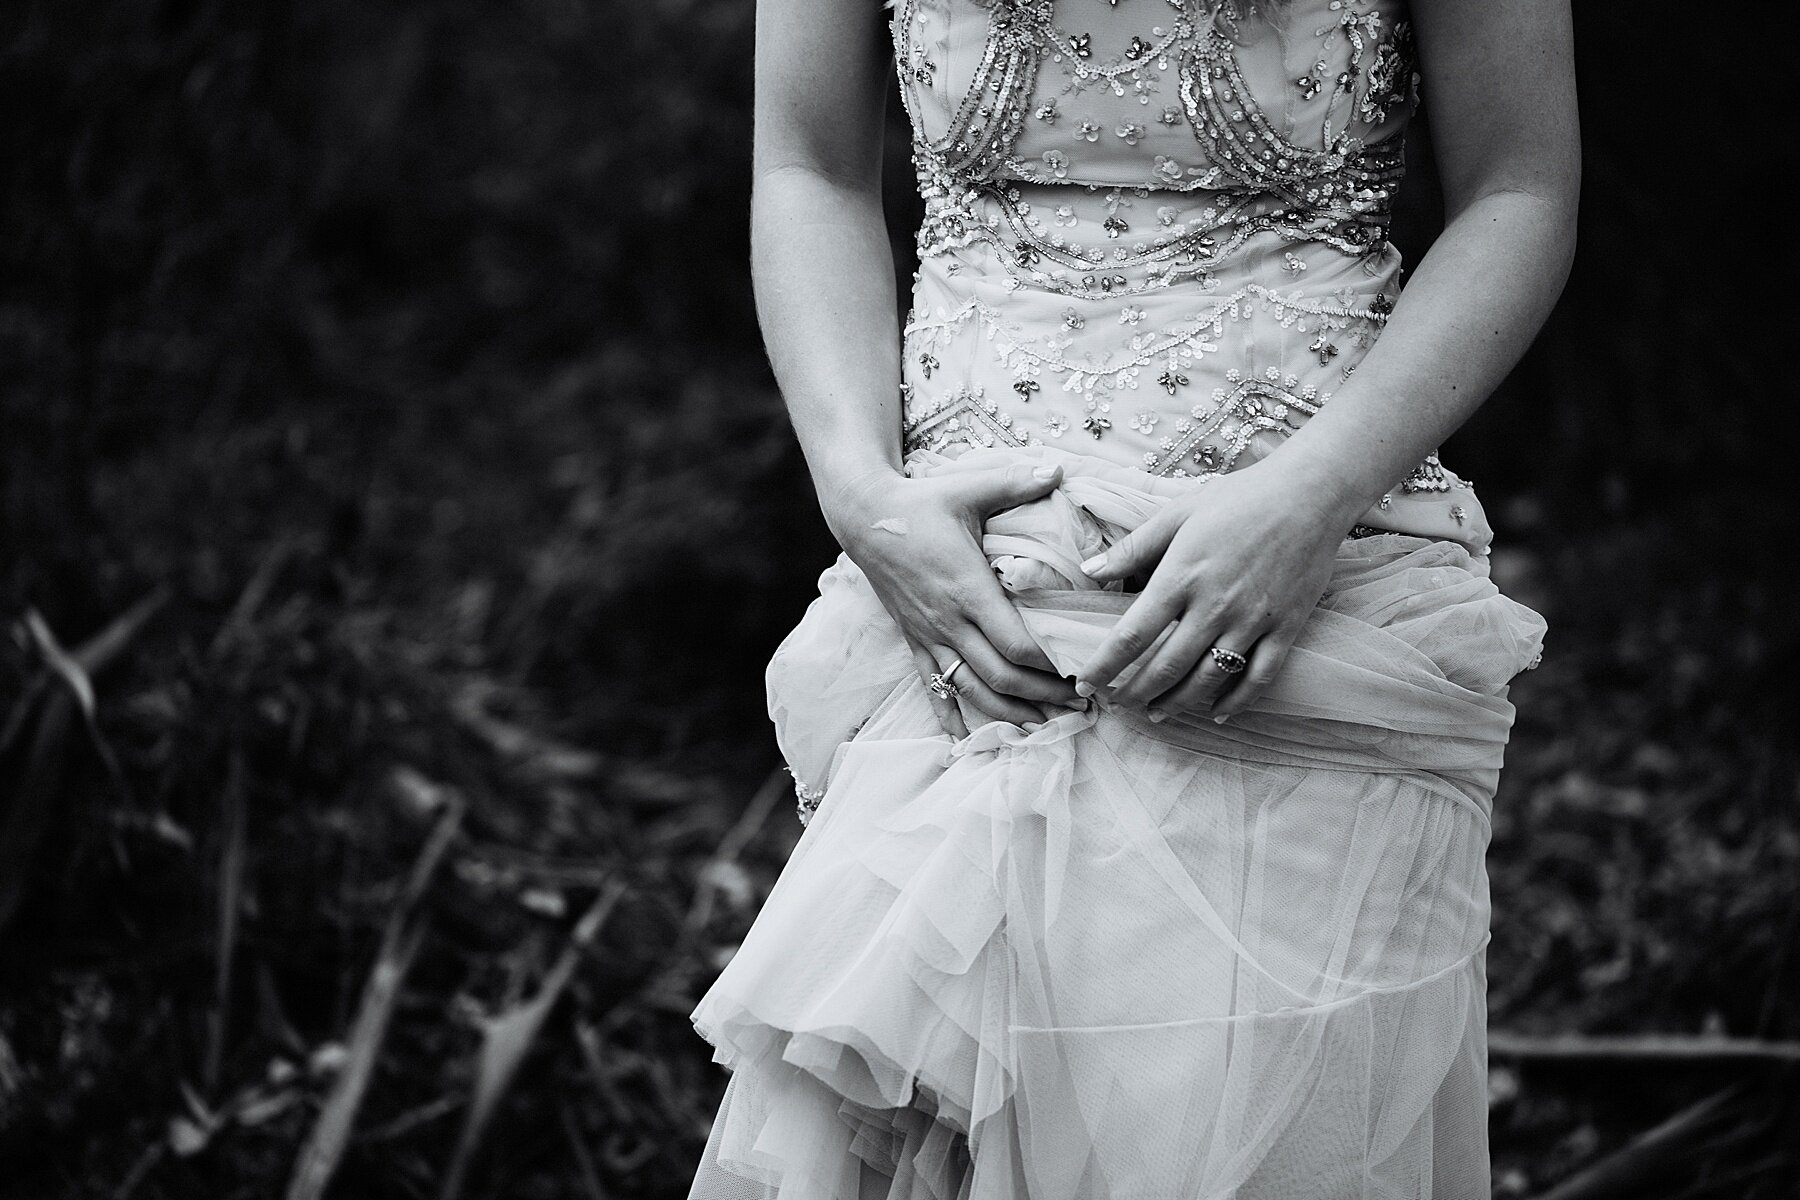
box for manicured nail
[1033,465,1059,480]
[1062,697,1090,712]
[1213,713,1231,724]
[1080,554,1107,577]
[1023,722,1044,732]
[1147,709,1168,724]
[1074,680,1096,698]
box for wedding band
[1209,646,1249,675]
[928,657,967,700]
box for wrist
[1260,442,1389,531]
[816,462,908,547]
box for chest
[893,0,1417,188]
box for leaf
[284,796,463,1200]
[438,883,624,1200]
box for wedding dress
[689,2,1545,1196]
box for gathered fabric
[688,445,1545,1200]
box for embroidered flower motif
[1282,252,1307,274]
[1054,204,1078,227]
[1034,97,1060,124]
[1076,118,1101,142]
[1125,36,1152,61]
[1153,155,1183,184]
[1103,215,1129,238]
[1156,205,1179,227]
[1116,122,1146,146]
[1061,308,1085,330]
[1041,149,1070,178]
[1129,410,1159,435]
[1118,305,1145,326]
[1044,413,1069,438]
[1159,106,1183,126]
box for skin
[752,0,1580,734]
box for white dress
[690,2,1545,1196]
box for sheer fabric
[690,448,1543,1199]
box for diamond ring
[928,658,968,700]
[1209,646,1249,675]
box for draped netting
[689,445,1545,1200]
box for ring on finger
[1209,646,1249,675]
[928,657,968,700]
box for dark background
[2,1,1795,1197]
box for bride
[689,0,1577,1196]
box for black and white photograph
[1,1,1793,1197]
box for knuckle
[997,635,1037,663]
[1143,660,1185,689]
[986,665,1028,693]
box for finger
[1156,628,1263,719]
[1112,616,1216,707]
[944,633,1053,727]
[945,462,1064,518]
[1076,588,1183,696]
[1210,626,1297,720]
[1078,504,1182,584]
[963,596,1080,704]
[907,635,967,739]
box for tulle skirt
[689,446,1545,1200]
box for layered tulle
[689,446,1545,1200]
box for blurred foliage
[0,0,1794,1198]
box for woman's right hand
[824,462,1084,737]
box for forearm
[1274,187,1577,526]
[752,166,906,541]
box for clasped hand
[831,458,1345,736]
[1076,460,1345,721]
[829,462,1082,738]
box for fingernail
[1023,722,1044,732]
[1033,465,1059,480]
[1147,709,1168,724]
[1079,554,1107,576]
[1062,698,1090,712]
[1074,680,1096,698]
[1213,713,1230,724]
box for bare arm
[1078,0,1580,719]
[753,0,1081,732]
[1270,0,1582,528]
[751,1,902,512]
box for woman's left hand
[1075,460,1350,721]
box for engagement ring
[1210,646,1249,675]
[928,658,967,700]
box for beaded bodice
[892,0,1480,542]
[899,0,1416,289]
